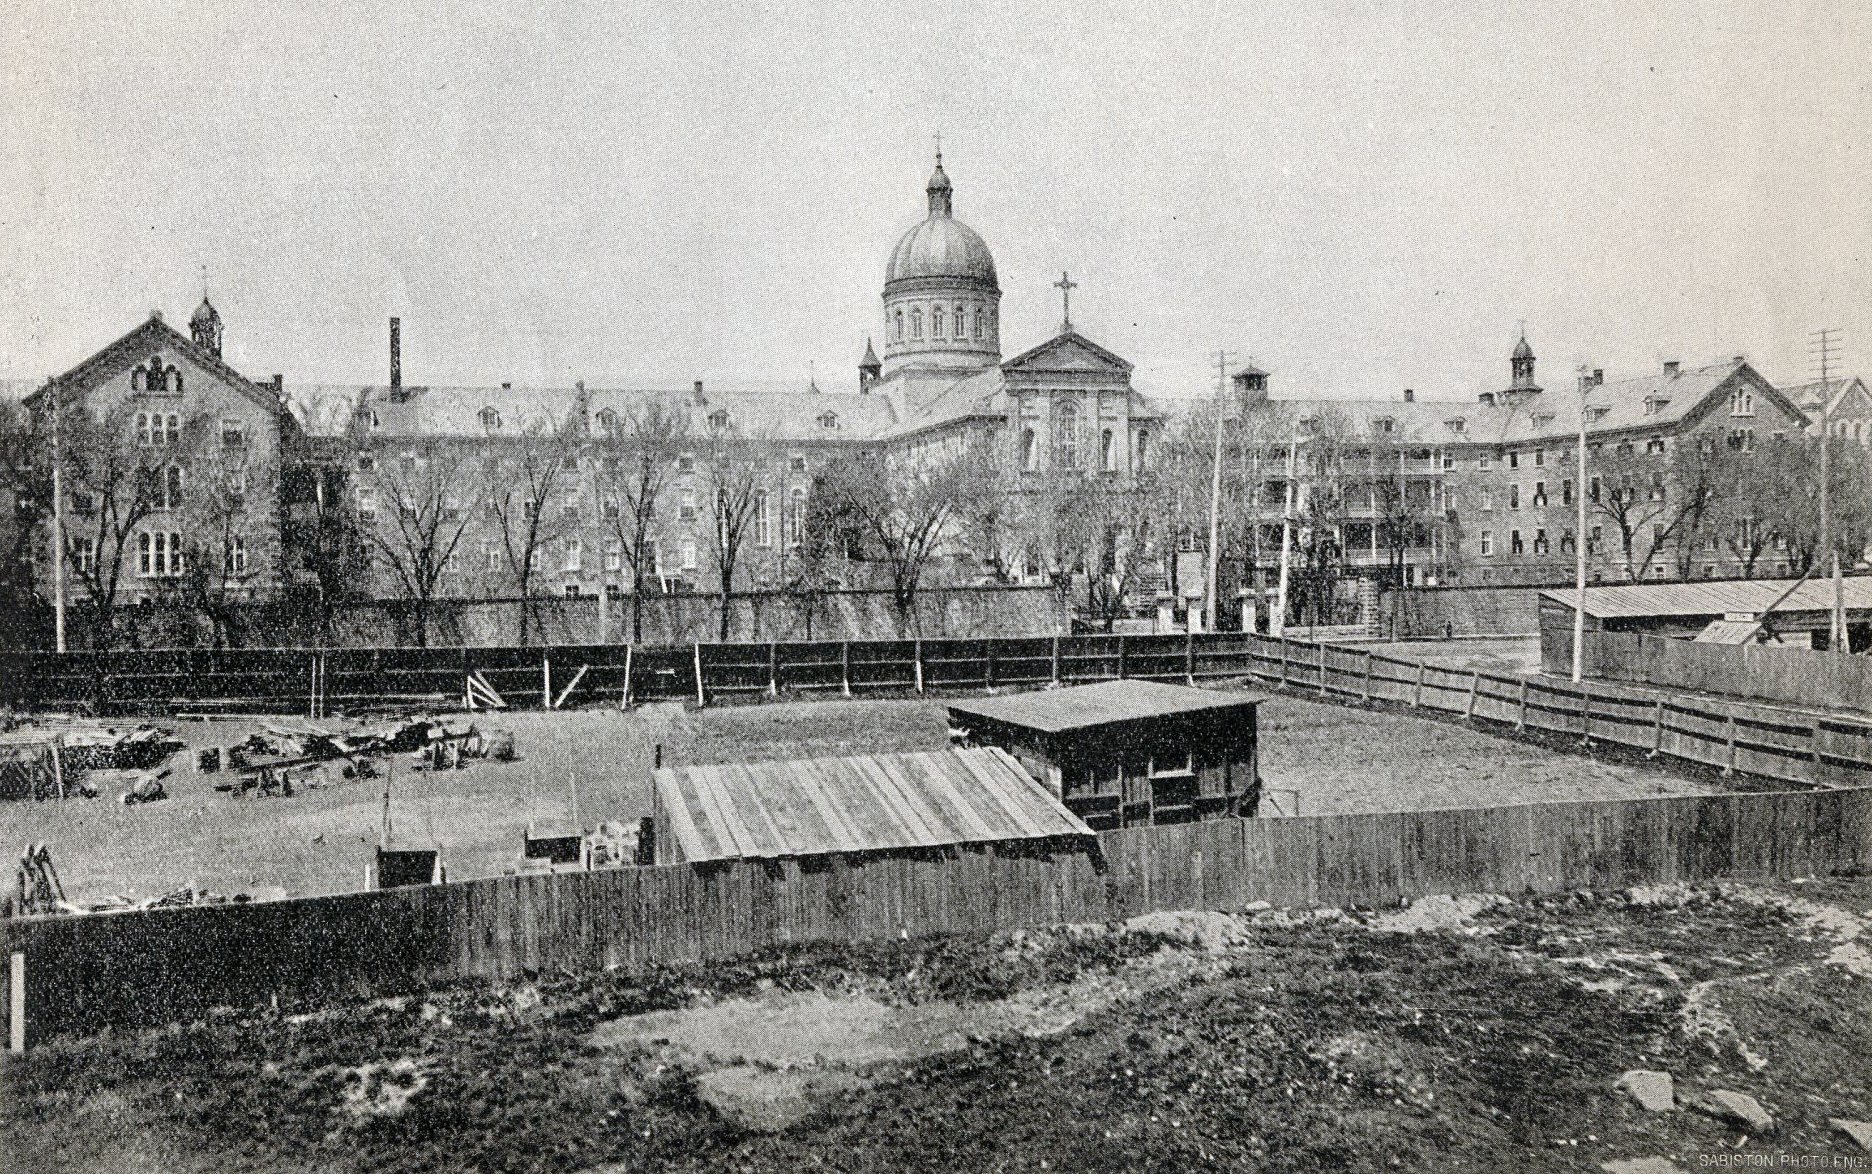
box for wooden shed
[650,747,1093,866]
[946,680,1264,830]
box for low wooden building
[650,747,1093,866]
[1539,577,1872,671]
[946,680,1264,831]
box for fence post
[1317,643,1327,696]
[1413,662,1425,708]
[1278,638,1288,689]
[621,643,634,709]
[543,654,553,711]
[1361,651,1373,703]
[984,640,997,689]
[308,654,318,718]
[840,641,852,696]
[1185,630,1196,686]
[768,642,779,697]
[1050,634,1061,685]
[1117,635,1128,680]
[1515,679,1528,730]
[914,640,925,694]
[1648,698,1663,757]
[693,643,707,708]
[1723,713,1737,777]
[8,951,23,1054]
[1579,683,1592,745]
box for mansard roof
[27,313,280,414]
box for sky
[2,0,1868,403]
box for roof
[1540,577,1872,621]
[1782,376,1871,418]
[655,747,1091,864]
[946,679,1264,735]
[26,314,278,415]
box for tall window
[973,308,984,340]
[893,310,904,341]
[787,488,806,546]
[144,465,184,511]
[955,304,966,339]
[1480,531,1494,557]
[484,541,500,571]
[225,535,248,575]
[137,531,183,577]
[1731,387,1755,416]
[932,306,944,337]
[1509,484,1520,510]
[479,407,501,430]
[755,489,772,547]
[604,539,622,572]
[595,408,617,432]
[1100,429,1117,472]
[680,540,698,570]
[1510,529,1524,555]
[1053,401,1082,470]
[563,538,582,572]
[1021,428,1038,472]
[910,309,923,340]
[1134,431,1149,472]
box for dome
[191,297,220,326]
[885,216,999,289]
[1512,331,1534,361]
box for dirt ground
[7,876,1869,1173]
[1345,635,1545,677]
[5,687,1711,903]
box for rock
[693,1066,866,1135]
[1600,1160,1683,1174]
[1694,1089,1774,1134]
[1833,1120,1872,1152]
[1614,1070,1675,1112]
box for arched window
[973,308,985,340]
[910,308,923,340]
[479,407,501,430]
[131,368,144,392]
[595,408,617,432]
[893,310,904,341]
[818,412,838,430]
[170,369,183,393]
[1020,428,1038,472]
[932,306,944,338]
[1100,428,1116,472]
[1053,402,1081,469]
[955,304,966,340]
[1134,431,1149,472]
[787,488,806,546]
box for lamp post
[1572,366,1591,683]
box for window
[1021,428,1038,472]
[973,308,985,340]
[563,583,580,598]
[137,531,183,578]
[357,487,377,522]
[1731,387,1755,416]
[789,455,807,473]
[1100,429,1117,472]
[680,539,698,570]
[910,308,923,340]
[1480,487,1493,511]
[1477,451,1490,470]
[1509,484,1520,510]
[787,488,806,546]
[679,488,697,520]
[221,536,247,575]
[221,419,246,448]
[71,540,97,576]
[479,407,502,430]
[563,538,582,572]
[1562,478,1574,506]
[562,491,580,521]
[1652,524,1665,547]
[1449,418,1466,435]
[1134,431,1149,472]
[1532,481,1547,507]
[1053,402,1082,469]
[523,500,539,521]
[709,409,729,430]
[1589,525,1603,554]
[677,453,695,473]
[818,412,838,430]
[145,465,184,511]
[1589,476,1602,504]
[1442,453,1454,471]
[604,539,622,572]
[1510,529,1524,555]
[1649,472,1665,502]
[1727,428,1756,452]
[954,303,965,340]
[1561,530,1575,555]
[484,541,501,572]
[1533,449,1545,467]
[1375,417,1394,434]
[932,306,944,337]
[357,453,375,471]
[893,309,904,341]
[601,494,619,520]
[135,412,180,446]
[1533,529,1549,555]
[1645,437,1665,455]
[755,489,772,547]
[1480,530,1494,557]
[595,408,617,432]
[1508,451,1519,469]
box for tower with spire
[858,337,882,392]
[190,294,223,358]
[1502,327,1540,404]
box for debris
[1693,1089,1774,1134]
[14,843,67,916]
[587,820,638,869]
[1613,1070,1675,1112]
[196,747,222,773]
[1832,1120,1872,1153]
[118,769,169,805]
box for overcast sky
[2,0,1867,402]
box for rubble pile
[212,716,514,798]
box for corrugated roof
[1540,577,1872,620]
[655,747,1091,864]
[947,679,1264,734]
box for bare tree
[485,412,578,646]
[698,424,772,641]
[358,442,480,648]
[595,398,689,642]
[1588,436,1718,580]
[0,398,47,631]
[816,435,997,636]
[172,416,264,647]
[51,399,175,648]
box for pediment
[1000,330,1134,377]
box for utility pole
[1275,430,1298,638]
[1810,328,1844,653]
[49,380,66,654]
[1204,350,1235,633]
[1572,366,1592,682]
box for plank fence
[1578,631,1872,715]
[3,785,1868,1043]
[5,631,1872,790]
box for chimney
[1479,391,1496,406]
[692,379,706,407]
[1731,355,1746,365]
[501,381,512,390]
[1403,388,1415,403]
[1592,369,1604,385]
[272,374,283,396]
[1663,360,1680,377]
[389,317,401,390]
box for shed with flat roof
[946,680,1264,830]
[649,746,1093,866]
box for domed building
[880,153,1001,377]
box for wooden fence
[4,785,1868,1042]
[1578,632,1872,715]
[6,632,1872,790]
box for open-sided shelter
[650,747,1093,866]
[946,680,1264,830]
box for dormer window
[356,406,381,430]
[1532,413,1554,429]
[1590,405,1611,421]
[479,407,502,430]
[1298,415,1318,435]
[1447,418,1466,435]
[595,408,617,432]
[709,409,729,430]
[1375,417,1395,434]
[817,412,838,430]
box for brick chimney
[389,317,401,391]
[692,380,706,407]
[1663,360,1680,377]
[1592,369,1604,385]
[1403,388,1415,403]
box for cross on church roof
[1054,271,1078,331]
